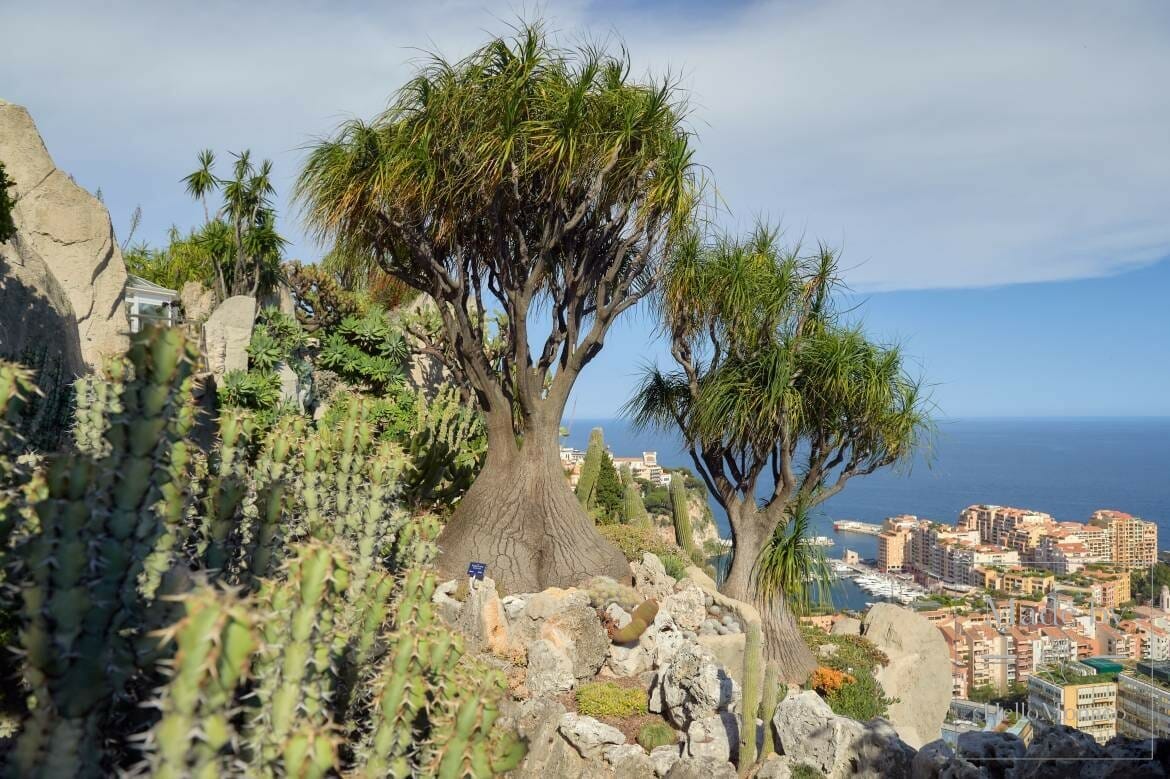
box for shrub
[660,552,689,580]
[574,681,648,719]
[317,308,408,393]
[598,524,685,563]
[636,720,677,751]
[810,666,854,696]
[793,765,826,779]
[800,622,896,721]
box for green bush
[800,623,896,721]
[598,524,685,563]
[317,308,408,393]
[574,681,648,719]
[636,720,676,751]
[660,553,689,580]
[793,765,826,779]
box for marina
[829,558,929,605]
[832,519,883,536]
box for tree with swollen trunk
[625,226,931,680]
[575,427,606,506]
[296,25,700,592]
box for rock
[509,698,590,777]
[770,690,915,778]
[179,281,215,324]
[510,587,608,680]
[558,713,625,760]
[662,585,707,632]
[644,607,688,668]
[696,634,746,685]
[604,744,656,778]
[685,712,737,762]
[656,641,738,728]
[607,641,651,677]
[911,739,965,779]
[502,594,529,621]
[633,553,676,601]
[526,639,575,696]
[202,295,256,377]
[755,754,797,778]
[0,234,85,380]
[663,755,737,779]
[431,580,464,624]
[451,576,515,657]
[830,616,862,635]
[0,101,129,370]
[277,362,303,410]
[649,744,683,777]
[606,602,632,629]
[862,603,951,748]
[954,730,1024,771]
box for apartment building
[1089,510,1158,571]
[959,505,1054,551]
[1033,537,1102,574]
[1117,661,1170,740]
[611,451,667,486]
[877,515,920,573]
[1027,663,1118,744]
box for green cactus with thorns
[584,575,643,612]
[609,599,659,643]
[669,474,704,566]
[0,328,523,777]
[738,619,764,774]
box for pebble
[720,615,736,627]
[716,625,730,635]
[708,605,723,617]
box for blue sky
[3,1,1169,417]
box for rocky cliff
[0,100,129,370]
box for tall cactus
[760,660,781,758]
[670,474,703,565]
[9,326,200,778]
[574,427,604,506]
[738,619,764,775]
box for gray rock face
[0,101,129,369]
[513,588,609,680]
[663,755,737,779]
[451,576,515,657]
[605,744,656,779]
[202,295,256,377]
[654,641,738,729]
[633,552,676,601]
[649,744,683,777]
[558,713,625,760]
[0,234,85,377]
[830,616,862,635]
[954,730,1025,767]
[685,712,737,762]
[526,639,575,696]
[507,698,590,778]
[662,584,707,632]
[179,281,215,325]
[771,690,915,779]
[862,603,952,748]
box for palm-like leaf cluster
[182,149,287,299]
[627,226,932,611]
[296,23,701,431]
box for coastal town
[826,504,1169,744]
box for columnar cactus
[738,619,764,774]
[669,474,703,565]
[610,600,659,643]
[9,326,199,778]
[760,660,781,758]
[143,585,259,779]
[620,465,651,528]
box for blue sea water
[563,417,1170,610]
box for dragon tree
[626,226,932,678]
[297,25,700,592]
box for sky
[3,1,1169,417]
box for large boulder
[179,281,215,325]
[0,100,129,369]
[525,639,575,696]
[771,690,915,779]
[202,295,256,376]
[513,588,608,680]
[506,698,591,778]
[684,712,737,762]
[0,233,85,377]
[862,603,951,748]
[663,755,737,779]
[451,577,516,657]
[558,713,625,760]
[652,640,738,729]
[633,553,676,601]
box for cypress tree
[621,465,651,528]
[575,427,605,506]
[594,452,623,522]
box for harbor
[829,558,929,606]
[832,519,883,536]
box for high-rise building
[1027,663,1117,744]
[1089,510,1158,571]
[1117,661,1170,740]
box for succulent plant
[610,600,659,643]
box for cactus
[0,329,524,777]
[401,385,485,508]
[574,427,604,506]
[610,599,659,643]
[670,474,703,565]
[143,585,259,779]
[738,619,764,774]
[584,575,642,611]
[760,660,781,758]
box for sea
[563,417,1170,611]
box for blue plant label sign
[467,562,487,580]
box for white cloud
[2,0,1168,290]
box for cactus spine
[574,427,604,506]
[620,465,651,528]
[738,619,764,774]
